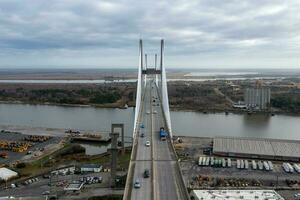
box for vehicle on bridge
[143,169,150,178]
[145,141,150,147]
[134,179,141,188]
[159,127,167,141]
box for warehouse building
[0,168,18,181]
[80,164,102,173]
[190,190,284,200]
[213,136,300,161]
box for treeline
[0,87,123,105]
[271,94,300,113]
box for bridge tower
[133,39,172,138]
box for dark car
[140,133,145,137]
[144,169,150,178]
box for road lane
[131,81,152,200]
[130,77,187,200]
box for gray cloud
[0,0,300,68]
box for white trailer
[252,160,257,170]
[263,161,270,171]
[206,157,210,166]
[287,163,294,173]
[267,161,273,171]
[283,163,290,173]
[210,157,214,166]
[227,158,232,168]
[198,157,203,166]
[240,160,244,169]
[202,157,207,166]
[293,164,300,173]
[222,158,226,168]
[244,160,249,169]
[258,161,263,170]
[237,160,241,169]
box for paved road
[130,81,153,200]
[130,77,187,200]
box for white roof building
[190,190,284,200]
[0,168,18,181]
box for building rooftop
[0,168,18,181]
[81,164,101,169]
[191,190,284,200]
[213,136,300,158]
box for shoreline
[1,100,299,116]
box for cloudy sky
[0,0,300,69]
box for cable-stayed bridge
[123,40,189,200]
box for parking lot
[0,171,111,198]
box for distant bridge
[123,40,190,200]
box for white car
[145,141,150,147]
[153,110,157,114]
[134,179,141,188]
[146,111,150,114]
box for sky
[1,0,300,69]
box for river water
[1,103,300,155]
[0,103,300,141]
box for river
[0,103,300,141]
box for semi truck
[159,127,166,141]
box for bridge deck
[125,78,188,200]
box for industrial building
[244,83,270,110]
[213,137,300,161]
[0,168,18,181]
[190,190,284,200]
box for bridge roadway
[130,78,187,200]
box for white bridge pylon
[133,39,172,138]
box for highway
[129,77,187,200]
